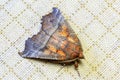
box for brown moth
[19,8,84,71]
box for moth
[19,7,84,73]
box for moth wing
[19,38,65,60]
[19,7,84,61]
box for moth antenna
[57,64,65,73]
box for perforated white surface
[0,0,120,80]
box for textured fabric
[0,0,120,80]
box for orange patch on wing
[60,31,68,37]
[69,34,79,42]
[48,45,57,53]
[59,25,69,37]
[57,50,66,57]
[68,37,75,43]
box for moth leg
[74,61,80,77]
[74,61,78,70]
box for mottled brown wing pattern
[44,20,83,60]
[19,8,84,62]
